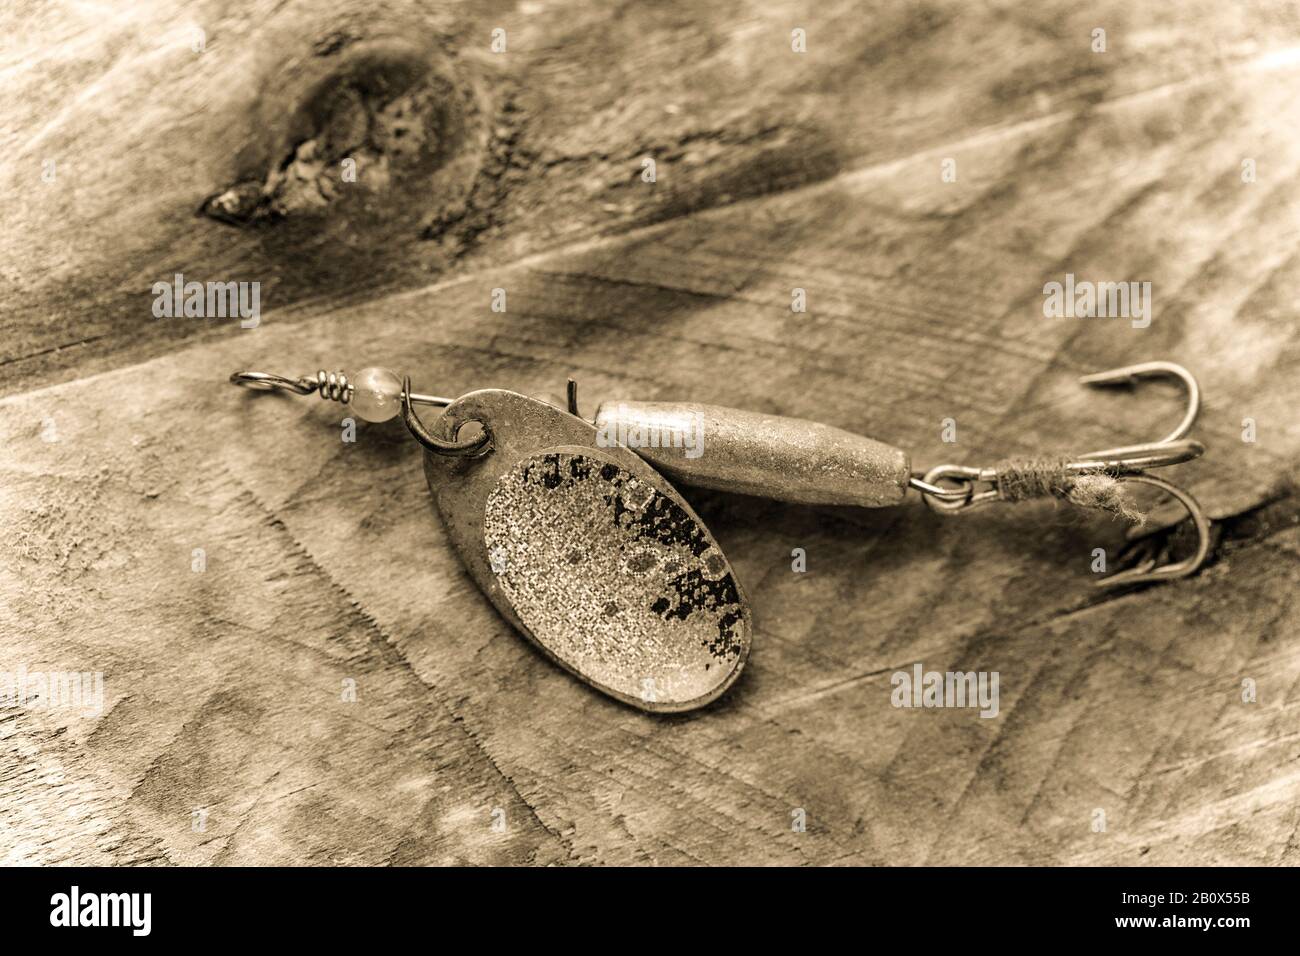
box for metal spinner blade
[422,389,751,712]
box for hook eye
[1095,474,1211,588]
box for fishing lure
[230,360,1210,712]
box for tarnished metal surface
[425,390,751,712]
[484,452,747,705]
[593,400,911,507]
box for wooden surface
[3,0,1299,865]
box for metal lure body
[592,400,911,508]
[230,359,1212,712]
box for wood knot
[199,36,516,262]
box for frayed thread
[995,457,1146,526]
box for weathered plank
[3,0,1300,865]
[5,0,1297,395]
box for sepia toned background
[2,0,1298,865]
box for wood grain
[2,0,1299,865]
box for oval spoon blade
[424,389,751,712]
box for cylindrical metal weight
[592,401,910,507]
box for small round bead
[349,366,403,422]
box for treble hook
[912,361,1212,588]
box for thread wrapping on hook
[994,457,1147,526]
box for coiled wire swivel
[228,368,486,455]
[909,362,1211,587]
[230,369,450,407]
